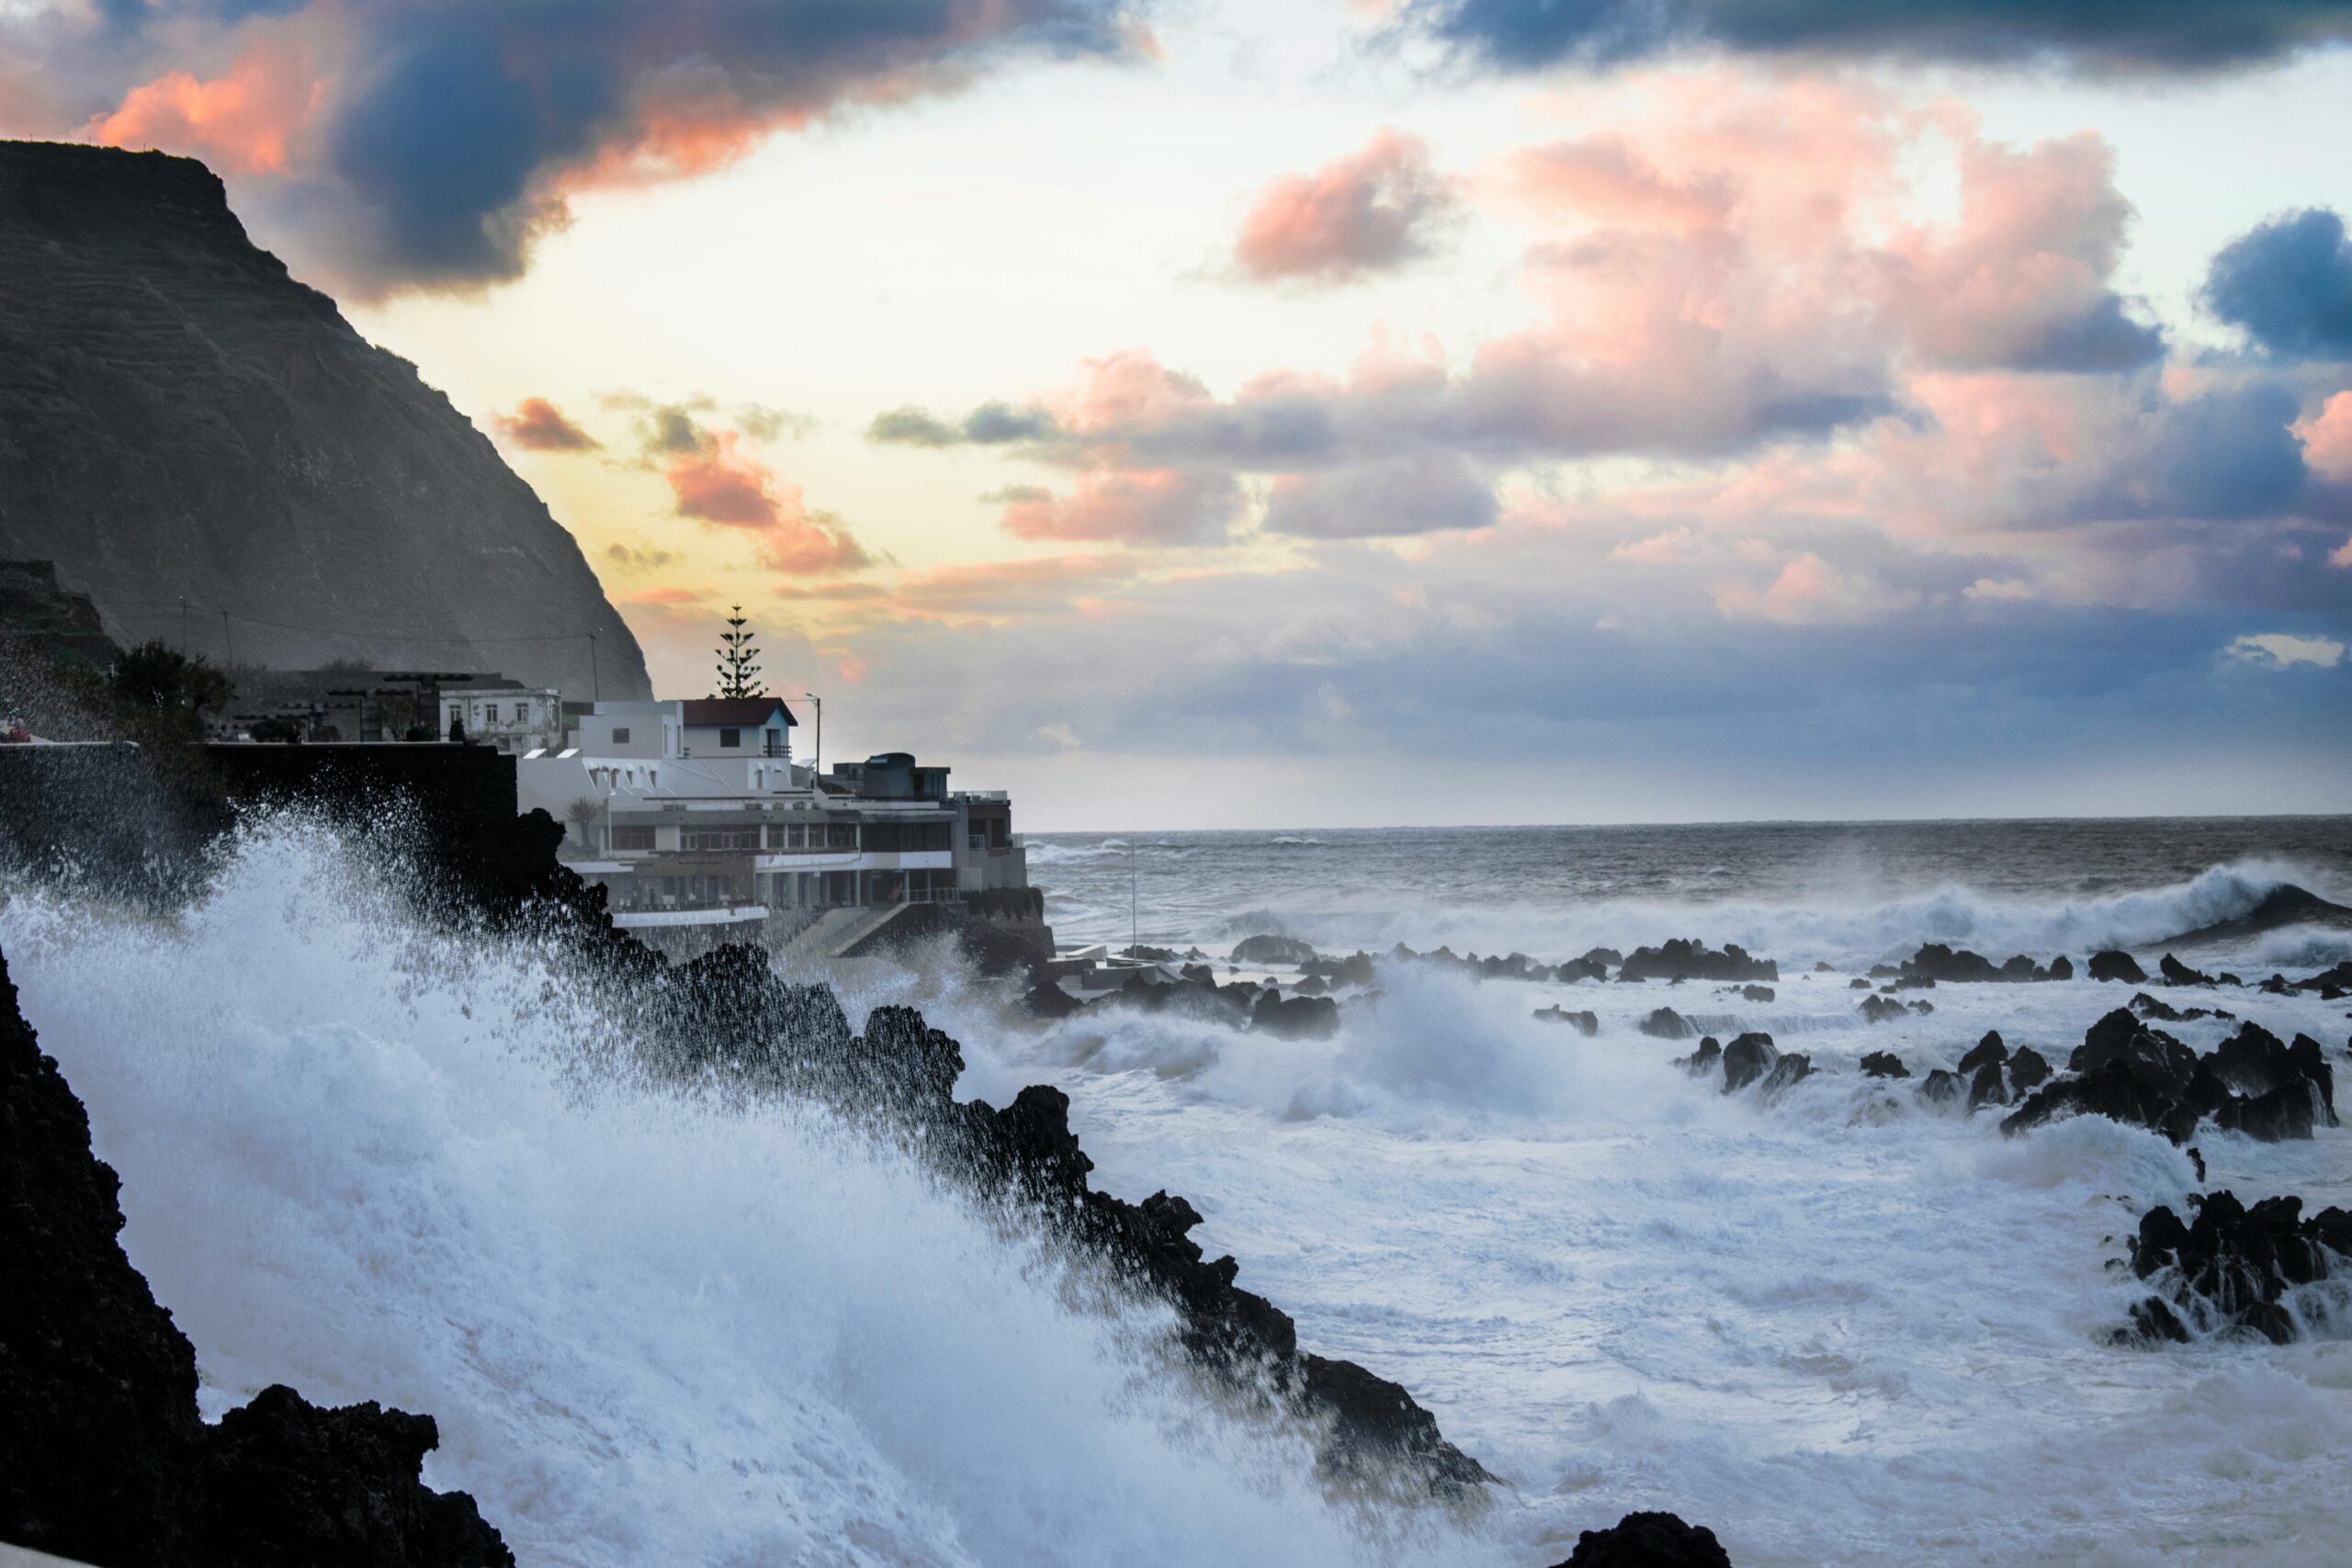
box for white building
[515,700,1027,943]
[438,682,561,754]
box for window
[485,705,500,723]
[719,727,741,749]
[683,827,761,852]
[612,727,630,744]
[610,826,655,852]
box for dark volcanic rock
[2158,953,2219,987]
[1739,984,1775,1003]
[0,943,513,1567]
[2007,1046,2052,1092]
[1758,1053,1812,1098]
[1858,993,1906,1024]
[1535,1006,1600,1035]
[2045,955,2075,981]
[1721,1032,1780,1093]
[1553,956,1610,983]
[1551,1510,1735,1567]
[1918,1068,1963,1107]
[2122,1191,2352,1345]
[2087,950,2147,984]
[2130,991,2189,1021]
[1618,940,1778,984]
[1849,976,1872,989]
[1898,943,2016,984]
[1679,1036,1723,1077]
[1638,1006,1697,1040]
[1860,1050,1910,1078]
[1230,933,1319,966]
[1968,1061,2009,1111]
[2004,1008,2335,1146]
[0,141,646,696]
[1250,987,1340,1040]
[1957,1032,2008,1077]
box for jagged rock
[2008,1047,2052,1091]
[1638,1007,1697,1041]
[1680,1036,1723,1077]
[1814,961,1835,973]
[0,142,646,696]
[2044,955,2075,981]
[1918,1069,1963,1106]
[2121,1191,2352,1345]
[2130,991,2188,1021]
[1739,984,1775,1003]
[2070,1009,2197,1083]
[1618,940,1778,984]
[1230,933,1318,966]
[1300,952,1377,988]
[0,944,514,1566]
[1721,1032,1780,1093]
[1968,1061,2009,1111]
[2087,950,2147,984]
[1023,981,1083,1020]
[1957,1032,2008,1077]
[1868,964,1900,979]
[1580,947,1623,970]
[2298,960,2352,993]
[1250,988,1340,1040]
[1908,999,1935,1016]
[1898,943,2020,984]
[1849,976,1871,990]
[1550,1510,1734,1567]
[1534,1006,1600,1035]
[1858,994,1906,1024]
[2214,1082,2324,1142]
[2159,953,2219,987]
[1860,1050,1910,1078]
[1552,956,1609,983]
[1295,974,1331,996]
[1758,1053,1812,1098]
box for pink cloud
[665,427,872,576]
[2297,390,2352,481]
[1233,128,1458,285]
[85,39,322,176]
[491,397,600,452]
[999,470,1242,546]
[1714,551,1917,625]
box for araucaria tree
[715,606,762,698]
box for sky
[6,0,2351,829]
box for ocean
[7,815,2352,1564]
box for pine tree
[715,606,763,698]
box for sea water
[8,815,2352,1564]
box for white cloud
[1963,576,2036,602]
[2226,633,2347,670]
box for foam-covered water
[978,818,2352,1563]
[11,814,2352,1563]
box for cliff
[0,141,650,700]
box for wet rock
[1897,943,2024,984]
[1023,981,1083,1020]
[1721,1032,1780,1093]
[1295,974,1331,996]
[1858,994,1907,1024]
[1814,961,1836,973]
[1860,1050,1910,1079]
[1618,940,1778,984]
[1554,956,1610,984]
[1967,1061,2009,1111]
[2121,1191,2352,1345]
[2007,1047,2052,1092]
[1918,1069,1963,1107]
[1535,1006,1600,1036]
[1868,964,1900,979]
[1550,1509,1734,1567]
[2088,950,2147,984]
[1739,984,1775,1003]
[1638,1007,1697,1041]
[1679,1036,1723,1077]
[1907,998,1934,1017]
[1957,1032,2008,1077]
[1580,947,1624,970]
[1230,933,1318,966]
[2129,991,2188,1021]
[2213,1082,2325,1142]
[2070,1009,2198,1083]
[0,945,514,1567]
[1849,976,1872,990]
[1302,952,1378,988]
[2159,953,2219,987]
[1250,988,1340,1041]
[1758,1053,1813,1098]
[2043,955,2075,981]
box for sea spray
[1,819,1505,1568]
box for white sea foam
[0,822,1498,1568]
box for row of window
[605,818,953,855]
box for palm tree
[564,795,603,851]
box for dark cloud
[868,401,1059,447]
[1398,0,2352,73]
[2204,208,2352,361]
[605,543,678,571]
[1261,454,1498,538]
[2000,297,2165,373]
[2153,382,2311,521]
[30,0,1157,295]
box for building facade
[437,682,562,753]
[515,700,1029,942]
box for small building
[437,682,561,753]
[680,696,796,759]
